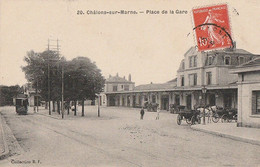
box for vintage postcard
[0,0,259,167]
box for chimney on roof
[116,73,119,77]
[232,41,236,50]
[123,76,125,79]
[109,74,111,78]
[128,74,131,81]
[150,82,153,84]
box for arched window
[224,56,231,65]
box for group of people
[140,107,160,120]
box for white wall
[238,82,260,128]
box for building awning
[104,84,237,95]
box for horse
[196,105,224,123]
[144,101,159,112]
[196,106,213,123]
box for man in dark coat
[140,107,145,120]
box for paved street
[0,106,260,167]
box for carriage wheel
[234,114,238,122]
[227,117,232,123]
[197,115,201,124]
[212,113,220,123]
[221,114,228,123]
[186,118,192,125]
[177,114,182,125]
[191,116,195,125]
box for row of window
[113,85,130,91]
[181,56,248,70]
[180,72,212,86]
[181,56,198,70]
[208,56,247,66]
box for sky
[0,0,260,86]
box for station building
[231,58,260,128]
[102,45,260,126]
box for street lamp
[202,85,207,125]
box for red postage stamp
[192,4,233,51]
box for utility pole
[61,64,64,119]
[48,39,51,115]
[47,38,61,115]
[36,79,38,112]
[56,38,65,119]
[56,39,64,119]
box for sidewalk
[0,114,9,160]
[191,122,260,146]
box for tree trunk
[82,99,84,117]
[52,101,56,112]
[74,101,77,116]
[67,101,70,115]
[57,101,60,115]
[45,102,48,109]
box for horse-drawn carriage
[144,101,159,112]
[220,108,237,122]
[202,106,237,123]
[175,104,237,125]
[175,105,201,125]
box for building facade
[23,83,40,107]
[101,74,135,106]
[175,46,258,110]
[231,58,260,128]
[103,46,260,116]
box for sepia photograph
[0,0,259,166]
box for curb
[0,114,10,160]
[0,113,25,159]
[191,125,260,146]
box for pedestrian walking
[156,107,160,120]
[140,107,145,120]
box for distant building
[100,73,135,106]
[103,77,177,110]
[22,83,40,107]
[231,58,260,128]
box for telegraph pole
[48,39,51,115]
[57,39,64,119]
[61,64,64,119]
[36,80,38,112]
[47,38,62,116]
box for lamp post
[202,86,207,125]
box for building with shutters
[100,73,135,106]
[175,46,258,110]
[103,45,260,119]
[230,58,260,128]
